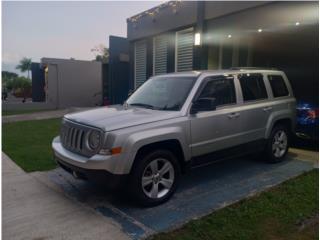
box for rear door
[235,72,272,142]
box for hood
[64,105,182,131]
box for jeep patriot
[52,69,296,206]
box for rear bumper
[296,124,318,140]
[55,157,128,189]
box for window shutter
[153,35,168,75]
[176,28,194,72]
[134,40,147,88]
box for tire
[264,124,290,163]
[129,149,181,207]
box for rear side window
[268,75,289,97]
[199,75,236,107]
[238,73,268,101]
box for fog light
[99,149,111,155]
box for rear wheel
[129,149,180,207]
[265,124,290,163]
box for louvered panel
[176,28,194,72]
[153,35,168,75]
[134,40,147,88]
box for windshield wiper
[129,103,155,109]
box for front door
[190,75,241,157]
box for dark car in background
[296,101,318,141]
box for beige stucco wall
[42,58,102,109]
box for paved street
[2,152,130,240]
[31,148,317,239]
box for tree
[91,44,109,63]
[10,76,32,99]
[2,71,18,80]
[2,71,18,92]
[16,57,32,79]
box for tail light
[307,109,318,119]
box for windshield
[127,76,197,111]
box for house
[127,1,318,103]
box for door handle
[228,112,240,119]
[263,106,273,112]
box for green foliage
[2,71,18,92]
[16,57,32,78]
[151,170,318,240]
[2,71,18,82]
[91,44,109,63]
[2,118,61,172]
[7,76,31,94]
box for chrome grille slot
[77,130,83,150]
[60,119,103,157]
[71,128,77,149]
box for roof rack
[230,67,279,70]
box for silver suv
[52,69,296,206]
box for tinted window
[199,75,236,107]
[268,75,289,97]
[238,73,268,101]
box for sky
[2,1,161,75]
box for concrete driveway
[2,153,130,240]
[32,148,317,239]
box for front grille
[61,124,85,152]
[60,119,102,157]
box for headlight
[88,130,101,150]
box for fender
[118,127,190,174]
[265,109,295,139]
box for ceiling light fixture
[194,33,201,46]
[258,28,262,33]
[228,34,232,38]
[295,22,300,26]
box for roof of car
[154,68,283,78]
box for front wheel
[129,149,180,207]
[265,125,290,163]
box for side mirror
[190,97,216,114]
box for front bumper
[55,157,128,189]
[52,136,128,188]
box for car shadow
[292,137,319,151]
[76,155,294,208]
[49,151,309,211]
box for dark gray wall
[108,36,130,104]
[127,1,197,41]
[127,1,267,41]
[31,62,45,102]
[204,1,267,20]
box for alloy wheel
[141,158,175,199]
[272,130,288,158]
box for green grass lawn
[2,109,51,116]
[2,118,61,172]
[150,170,319,240]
